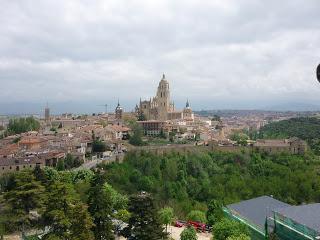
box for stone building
[253,137,307,155]
[182,99,194,120]
[115,100,123,124]
[137,74,193,121]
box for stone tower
[44,102,50,122]
[183,99,193,120]
[115,100,123,120]
[156,74,170,121]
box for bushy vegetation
[259,117,320,154]
[180,226,197,240]
[129,124,144,146]
[0,167,168,239]
[103,149,320,219]
[56,153,83,171]
[213,218,250,240]
[2,146,320,239]
[7,116,40,134]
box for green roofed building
[223,196,320,240]
[223,196,290,240]
[272,203,320,240]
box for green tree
[92,140,107,153]
[32,165,46,183]
[206,200,223,226]
[187,210,207,223]
[88,173,114,240]
[63,153,82,169]
[129,124,144,146]
[137,112,146,121]
[159,128,167,139]
[180,227,197,240]
[213,218,249,240]
[104,183,128,210]
[56,159,65,171]
[43,181,94,240]
[2,171,45,232]
[230,132,249,146]
[123,193,167,240]
[226,234,251,240]
[69,203,95,240]
[7,116,40,134]
[159,207,175,234]
[114,209,131,222]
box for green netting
[223,208,320,240]
[273,213,317,240]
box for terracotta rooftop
[19,137,47,145]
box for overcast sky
[1,0,320,114]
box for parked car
[187,221,207,232]
[174,220,185,228]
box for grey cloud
[0,0,320,113]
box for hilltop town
[0,74,312,174]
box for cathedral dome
[160,73,169,83]
[115,100,123,111]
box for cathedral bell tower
[156,74,170,121]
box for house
[0,156,45,175]
[0,144,19,158]
[109,125,130,140]
[253,138,307,155]
[37,151,65,167]
[19,137,48,151]
[138,120,165,136]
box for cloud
[0,0,320,113]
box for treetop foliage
[7,116,40,135]
[103,149,320,219]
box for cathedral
[136,74,194,121]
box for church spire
[162,73,165,80]
[186,99,190,108]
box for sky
[1,0,320,114]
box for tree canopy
[213,218,250,240]
[129,124,144,146]
[7,117,40,134]
[103,149,320,219]
[180,227,197,240]
[123,193,167,240]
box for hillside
[259,117,320,154]
[103,150,320,218]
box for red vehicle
[174,220,186,228]
[187,221,207,232]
